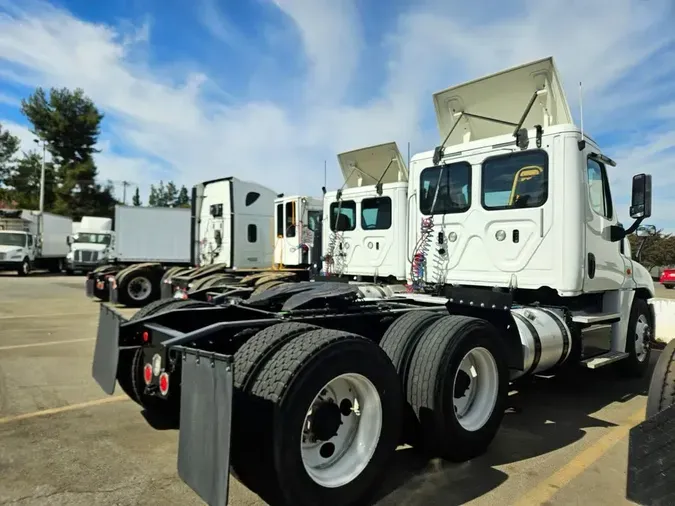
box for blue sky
[1,0,674,230]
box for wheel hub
[307,400,342,441]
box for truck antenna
[578,81,586,151]
[324,160,327,189]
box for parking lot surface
[0,274,672,505]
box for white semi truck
[0,209,72,276]
[91,57,656,506]
[161,182,323,301]
[66,216,115,274]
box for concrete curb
[650,298,675,344]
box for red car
[660,268,675,289]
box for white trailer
[0,209,72,275]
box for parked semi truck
[164,190,324,301]
[66,216,114,274]
[92,57,657,506]
[0,209,72,275]
[84,204,192,306]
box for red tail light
[142,331,149,342]
[159,372,169,395]
[143,364,152,385]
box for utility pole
[33,138,46,214]
[122,181,130,205]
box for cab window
[482,150,548,210]
[275,203,283,237]
[419,162,471,215]
[587,157,613,219]
[307,211,321,231]
[361,197,392,230]
[329,201,356,231]
[285,201,296,238]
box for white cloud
[0,0,674,230]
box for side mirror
[66,236,72,246]
[629,173,652,219]
[636,224,657,237]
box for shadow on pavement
[372,352,655,506]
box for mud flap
[626,403,675,505]
[85,278,95,298]
[176,347,234,506]
[161,281,172,300]
[91,304,127,395]
[109,281,119,304]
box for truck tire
[406,315,509,462]
[233,329,402,506]
[378,310,444,444]
[618,298,652,378]
[645,339,675,418]
[117,267,158,307]
[47,258,64,274]
[17,257,30,276]
[128,299,214,416]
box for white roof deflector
[432,57,573,149]
[337,142,408,188]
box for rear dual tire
[231,324,402,506]
[380,312,509,461]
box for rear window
[419,162,471,215]
[361,197,392,230]
[329,201,356,231]
[482,150,548,210]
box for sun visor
[337,142,408,188]
[432,57,573,147]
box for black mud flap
[161,281,172,300]
[91,304,127,395]
[109,282,119,304]
[85,278,95,298]
[627,403,675,505]
[177,347,234,506]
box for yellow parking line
[0,396,129,425]
[512,406,644,505]
[0,312,94,320]
[0,338,95,351]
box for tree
[0,123,20,205]
[132,187,142,206]
[165,181,178,207]
[20,87,115,219]
[176,185,190,207]
[148,184,159,206]
[2,152,56,210]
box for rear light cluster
[142,353,171,396]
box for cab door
[583,153,626,292]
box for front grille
[74,250,98,263]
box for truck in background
[0,209,72,276]
[65,216,114,274]
[165,191,323,301]
[84,204,192,306]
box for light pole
[33,138,46,214]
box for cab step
[581,351,629,369]
[571,311,621,325]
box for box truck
[0,209,72,275]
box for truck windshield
[0,232,27,247]
[74,233,111,245]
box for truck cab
[66,216,114,274]
[322,142,409,280]
[0,227,35,273]
[273,195,323,269]
[192,177,277,268]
